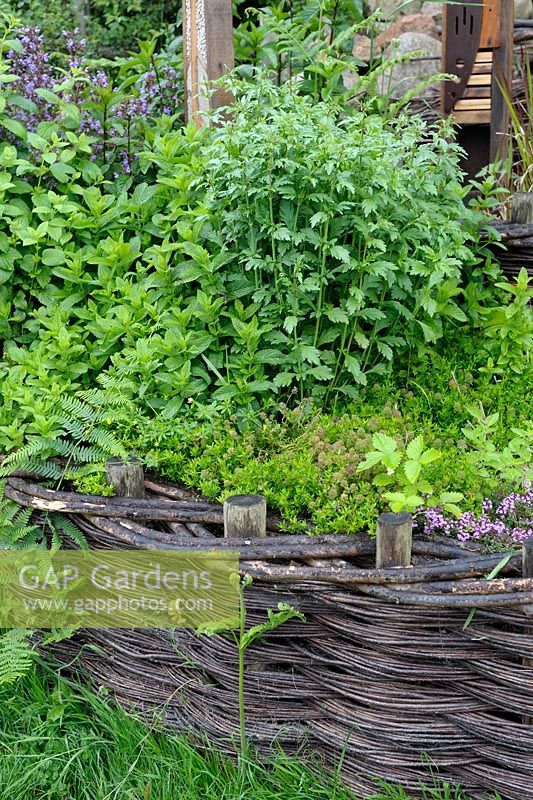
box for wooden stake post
[224,495,267,540]
[183,0,235,126]
[376,512,413,569]
[106,457,145,499]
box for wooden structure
[442,0,514,163]
[182,0,235,126]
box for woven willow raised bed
[5,475,533,800]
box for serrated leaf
[403,459,421,484]
[300,345,321,365]
[273,226,291,241]
[325,307,349,324]
[309,364,334,380]
[309,211,327,228]
[344,353,367,385]
[372,433,398,456]
[419,448,441,465]
[283,315,298,334]
[357,451,383,472]
[406,435,424,461]
[273,372,295,388]
[330,245,350,263]
[372,473,395,486]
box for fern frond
[0,440,55,476]
[59,395,103,424]
[2,459,64,480]
[49,514,88,550]
[82,428,128,459]
[95,374,138,399]
[51,440,113,464]
[0,493,41,550]
[12,533,47,551]
[57,418,87,441]
[0,629,34,686]
[43,627,80,644]
[80,387,132,409]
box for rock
[343,68,357,91]
[420,2,444,21]
[378,32,442,98]
[352,34,373,62]
[365,0,422,20]
[376,13,439,50]
[515,0,533,19]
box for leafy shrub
[0,25,501,435]
[189,77,489,401]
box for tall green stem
[314,219,329,347]
[237,583,247,766]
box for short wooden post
[510,192,533,225]
[106,457,145,499]
[523,537,533,725]
[182,0,234,127]
[376,512,413,569]
[224,494,267,672]
[223,494,267,539]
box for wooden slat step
[474,50,494,64]
[467,73,493,86]
[455,98,491,110]
[472,62,493,74]
[451,109,492,124]
[463,86,491,99]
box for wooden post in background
[106,457,145,499]
[510,193,533,224]
[183,0,234,127]
[376,512,413,569]
[224,495,267,539]
[490,0,514,163]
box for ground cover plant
[115,344,531,540]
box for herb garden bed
[7,475,533,800]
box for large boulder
[376,13,439,49]
[420,2,444,22]
[378,32,442,98]
[352,34,373,63]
